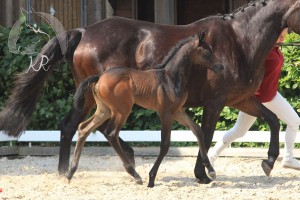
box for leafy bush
[0,24,299,132]
[0,24,74,130]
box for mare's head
[190,32,224,74]
[284,0,300,34]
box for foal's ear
[197,31,206,43]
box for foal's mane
[155,36,195,69]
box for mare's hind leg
[105,113,143,185]
[59,105,93,175]
[233,97,280,176]
[67,100,111,181]
[148,113,173,188]
[174,109,215,183]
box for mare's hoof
[197,177,212,184]
[58,170,68,176]
[58,172,64,176]
[59,172,66,176]
[135,178,143,185]
[261,160,273,176]
[208,170,216,180]
[58,165,69,176]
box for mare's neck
[230,1,289,66]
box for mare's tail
[0,29,84,137]
[73,75,100,111]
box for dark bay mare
[1,0,300,183]
[67,33,223,187]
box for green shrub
[0,24,74,130]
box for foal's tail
[73,75,100,111]
[0,29,84,137]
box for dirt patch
[1,155,300,199]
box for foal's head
[190,32,224,73]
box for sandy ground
[1,155,300,200]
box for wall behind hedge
[0,25,299,131]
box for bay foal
[67,32,223,187]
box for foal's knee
[105,131,118,144]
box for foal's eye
[199,49,213,60]
[204,49,210,55]
[200,48,211,56]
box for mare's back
[80,17,204,71]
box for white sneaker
[281,158,300,170]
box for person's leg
[264,92,300,169]
[208,111,257,165]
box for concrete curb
[1,146,299,158]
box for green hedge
[0,24,74,130]
[0,24,299,131]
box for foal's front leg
[174,109,215,183]
[195,104,224,182]
[148,113,173,188]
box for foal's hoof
[65,175,72,184]
[135,178,143,185]
[208,170,216,180]
[65,172,74,183]
[261,160,273,176]
[197,177,212,184]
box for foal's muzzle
[212,63,224,74]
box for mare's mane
[204,0,269,20]
[215,0,269,20]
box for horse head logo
[8,7,66,55]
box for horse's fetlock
[123,163,134,170]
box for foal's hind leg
[97,121,136,168]
[174,109,215,183]
[67,101,111,182]
[148,113,173,188]
[59,93,135,175]
[105,113,143,185]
